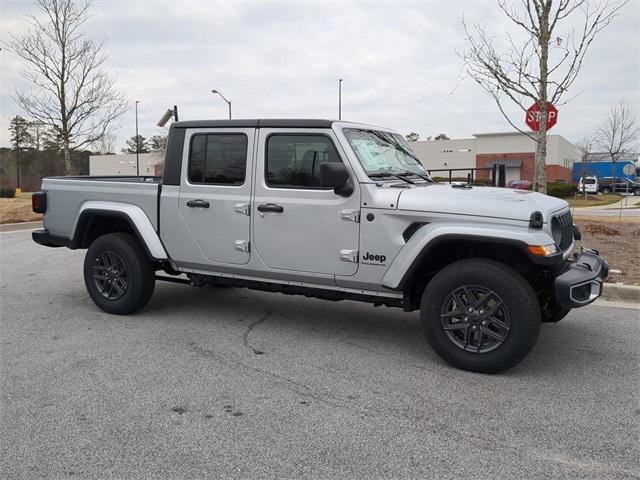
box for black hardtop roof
[171,119,336,129]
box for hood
[397,184,568,223]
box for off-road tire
[420,258,541,373]
[83,233,155,315]
[542,305,572,323]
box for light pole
[338,78,343,120]
[211,90,232,119]
[135,100,140,175]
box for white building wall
[409,139,476,170]
[89,152,165,176]
[474,132,536,155]
[549,135,580,168]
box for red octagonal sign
[525,102,558,132]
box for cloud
[0,0,638,150]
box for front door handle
[186,199,210,208]
[257,203,284,213]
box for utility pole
[16,129,20,192]
[338,78,343,120]
[135,100,140,176]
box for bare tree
[92,133,116,155]
[594,98,639,187]
[3,0,127,174]
[460,0,627,193]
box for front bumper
[555,249,608,308]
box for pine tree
[121,135,149,154]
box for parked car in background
[598,177,640,195]
[577,176,598,194]
[507,180,532,190]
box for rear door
[178,128,254,265]
[252,129,360,276]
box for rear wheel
[601,187,611,194]
[420,258,540,373]
[83,233,155,314]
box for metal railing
[426,164,506,187]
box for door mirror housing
[319,162,353,197]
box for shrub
[546,181,577,198]
[0,187,16,198]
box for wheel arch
[71,202,168,260]
[382,223,562,299]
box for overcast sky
[1,0,638,150]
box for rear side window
[188,134,247,185]
[266,134,342,188]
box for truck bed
[41,176,162,239]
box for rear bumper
[32,229,71,248]
[555,249,608,308]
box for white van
[578,176,598,194]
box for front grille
[552,210,574,251]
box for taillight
[32,192,47,213]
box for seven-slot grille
[552,210,574,251]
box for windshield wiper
[369,172,415,184]
[370,130,421,163]
[367,131,432,182]
[397,171,432,183]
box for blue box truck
[572,161,637,182]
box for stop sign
[525,102,558,132]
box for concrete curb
[0,221,43,233]
[602,283,640,304]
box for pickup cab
[32,119,608,373]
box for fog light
[571,284,591,302]
[570,280,601,304]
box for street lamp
[135,100,140,176]
[211,90,232,119]
[338,78,343,120]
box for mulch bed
[574,219,640,286]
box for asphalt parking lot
[1,229,638,480]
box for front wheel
[601,187,611,194]
[420,258,540,373]
[83,233,156,315]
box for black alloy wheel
[83,233,155,315]
[93,250,129,300]
[440,285,510,353]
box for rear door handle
[257,203,284,213]
[186,199,210,208]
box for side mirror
[319,162,353,197]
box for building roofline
[472,131,566,139]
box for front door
[252,129,360,276]
[178,128,254,265]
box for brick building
[410,132,579,183]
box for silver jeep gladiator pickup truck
[32,119,608,372]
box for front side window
[266,134,342,188]
[343,128,430,181]
[188,133,247,185]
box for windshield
[343,128,431,181]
